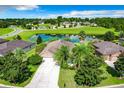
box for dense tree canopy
[0,52,31,83]
[74,54,104,86]
[104,31,115,41]
[114,55,124,77]
[0,49,43,84]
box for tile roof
[93,41,124,55]
[40,40,74,57]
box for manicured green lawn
[17,26,116,41]
[0,28,13,36]
[58,68,77,88]
[58,64,124,88]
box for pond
[29,34,94,43]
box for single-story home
[0,40,35,56]
[93,41,124,62]
[40,40,74,58]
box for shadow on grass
[106,66,119,77]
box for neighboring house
[37,26,47,30]
[119,38,124,44]
[62,22,71,28]
[90,23,97,27]
[40,40,74,58]
[0,38,8,44]
[0,40,35,56]
[83,22,91,26]
[93,41,124,62]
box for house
[0,38,8,44]
[93,41,124,62]
[62,22,71,28]
[83,22,91,26]
[0,40,35,56]
[90,23,97,27]
[119,38,124,44]
[40,40,74,58]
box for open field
[58,64,124,88]
[6,26,117,41]
[0,28,13,36]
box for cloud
[46,10,124,18]
[13,5,39,11]
[0,5,39,11]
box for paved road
[0,28,23,39]
[26,58,60,88]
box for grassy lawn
[13,26,116,41]
[58,68,77,88]
[58,64,124,88]
[26,48,36,57]
[0,28,13,36]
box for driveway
[26,58,60,88]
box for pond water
[29,34,94,43]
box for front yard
[58,64,124,88]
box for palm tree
[54,45,70,68]
[71,44,91,69]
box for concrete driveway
[26,58,60,88]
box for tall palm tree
[71,44,91,69]
[54,45,70,68]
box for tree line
[1,17,124,31]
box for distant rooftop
[93,41,124,55]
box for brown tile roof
[93,41,124,55]
[40,40,74,57]
[0,40,35,55]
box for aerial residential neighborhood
[1,5,124,88]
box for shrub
[28,54,43,65]
[36,43,46,54]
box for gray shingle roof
[93,41,124,55]
[0,40,35,55]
